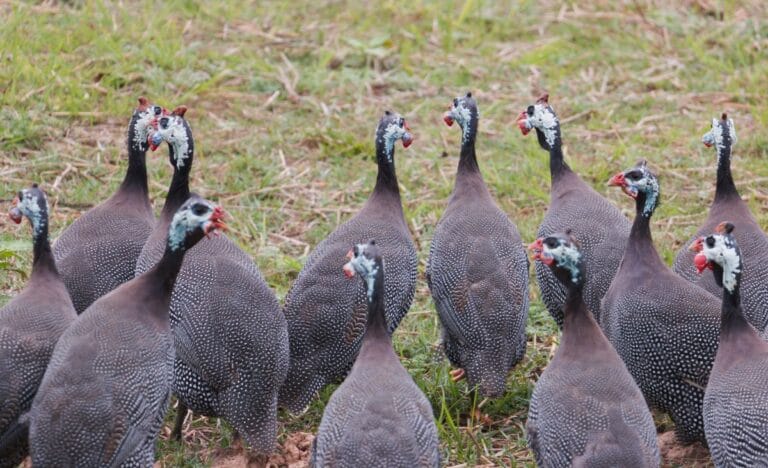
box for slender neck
[120,118,149,195]
[545,132,571,183]
[146,240,188,298]
[719,277,750,337]
[624,192,660,263]
[363,272,389,341]
[714,143,739,203]
[160,147,192,220]
[118,145,149,195]
[31,218,58,276]
[457,120,480,175]
[372,140,401,201]
[560,285,600,349]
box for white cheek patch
[168,206,210,251]
[382,121,406,163]
[703,235,741,293]
[18,192,46,237]
[350,243,380,301]
[632,173,659,216]
[544,242,582,284]
[449,102,474,144]
[132,108,155,150]
[530,104,559,147]
[155,116,191,169]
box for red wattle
[694,253,712,274]
[517,112,530,135]
[343,263,355,278]
[443,113,454,127]
[608,173,625,187]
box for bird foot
[450,368,466,382]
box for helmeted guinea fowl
[691,222,768,467]
[0,185,76,467]
[517,94,630,327]
[310,241,440,468]
[53,97,160,313]
[673,115,768,332]
[603,160,720,444]
[279,111,417,414]
[426,93,528,397]
[526,232,659,468]
[28,195,225,467]
[135,108,288,455]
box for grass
[1,0,767,466]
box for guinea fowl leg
[171,401,188,441]
[450,368,466,381]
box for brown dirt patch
[657,431,712,467]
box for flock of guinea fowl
[1,91,767,467]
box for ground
[1,0,767,466]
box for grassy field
[2,0,768,466]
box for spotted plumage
[28,196,223,466]
[427,93,528,397]
[0,186,76,467]
[603,161,720,443]
[53,98,158,313]
[134,108,288,454]
[279,111,417,414]
[526,233,659,467]
[673,115,768,332]
[311,241,439,468]
[691,224,768,466]
[517,95,630,327]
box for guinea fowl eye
[353,245,360,257]
[453,98,459,107]
[545,238,559,249]
[398,118,404,128]
[527,105,534,116]
[153,106,162,115]
[159,117,169,129]
[191,204,208,216]
[706,236,716,248]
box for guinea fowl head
[149,106,193,170]
[129,97,167,153]
[443,92,478,143]
[528,231,584,288]
[690,222,741,293]
[342,240,383,302]
[702,113,736,153]
[516,94,560,151]
[9,184,48,237]
[375,111,413,163]
[167,195,226,252]
[608,160,660,217]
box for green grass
[2,0,767,466]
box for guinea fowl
[135,108,288,455]
[310,241,440,468]
[279,111,417,413]
[28,195,225,467]
[527,232,659,468]
[427,93,528,397]
[673,115,768,331]
[517,95,630,327]
[0,185,76,467]
[691,223,768,467]
[53,97,159,313]
[603,160,720,444]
